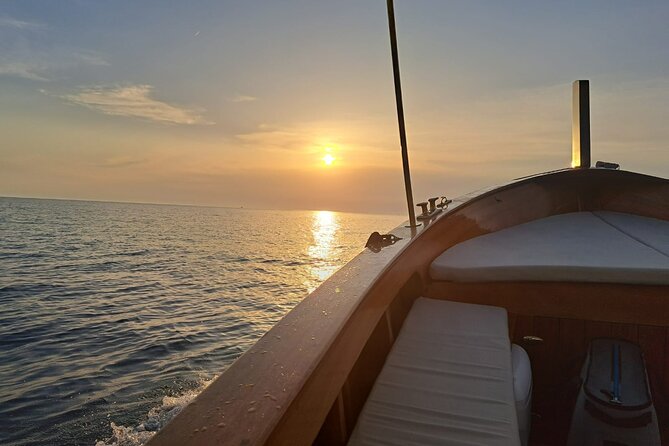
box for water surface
[0,197,401,445]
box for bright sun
[322,153,336,166]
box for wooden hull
[147,168,669,446]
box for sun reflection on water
[306,210,340,292]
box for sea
[0,197,402,446]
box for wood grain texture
[638,326,666,401]
[557,318,586,379]
[584,321,614,340]
[339,313,393,437]
[426,282,669,326]
[532,317,561,397]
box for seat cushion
[348,297,520,446]
[430,212,669,285]
[594,211,669,257]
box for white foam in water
[95,378,214,446]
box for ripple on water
[0,198,401,445]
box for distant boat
[146,3,669,445]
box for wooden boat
[145,147,669,446]
[147,5,669,445]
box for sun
[322,153,336,166]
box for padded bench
[430,211,669,285]
[348,298,530,446]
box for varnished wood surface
[149,168,669,446]
[426,282,669,326]
[507,314,669,445]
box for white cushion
[430,212,669,285]
[348,297,520,446]
[594,211,669,257]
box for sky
[1,1,668,214]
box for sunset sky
[1,1,668,214]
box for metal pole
[572,80,591,168]
[386,0,417,228]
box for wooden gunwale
[149,168,669,446]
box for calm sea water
[0,197,401,446]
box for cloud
[97,156,147,168]
[0,62,49,81]
[233,120,396,158]
[0,13,107,82]
[62,85,213,125]
[0,48,108,82]
[0,16,45,30]
[236,124,305,146]
[72,51,110,67]
[230,94,257,103]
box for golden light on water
[309,210,336,261]
[306,210,339,292]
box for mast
[386,0,418,228]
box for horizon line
[0,194,406,218]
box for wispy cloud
[0,51,108,82]
[0,62,49,81]
[72,51,110,67]
[0,16,45,30]
[97,156,147,168]
[235,124,310,151]
[230,94,257,103]
[234,121,381,154]
[0,13,107,82]
[62,85,213,125]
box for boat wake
[94,378,214,446]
